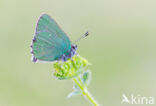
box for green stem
[73,77,99,106]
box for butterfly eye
[72,45,77,50]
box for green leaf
[67,90,81,98]
[81,70,91,86]
[67,79,82,98]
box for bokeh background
[0,0,156,106]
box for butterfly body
[31,14,77,62]
[60,45,77,61]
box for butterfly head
[71,45,77,51]
[60,45,77,62]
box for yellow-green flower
[53,55,89,80]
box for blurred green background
[0,0,156,106]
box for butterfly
[31,14,88,62]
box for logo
[121,94,155,105]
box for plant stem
[73,77,99,106]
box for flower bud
[53,55,89,80]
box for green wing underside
[33,14,71,61]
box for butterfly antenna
[73,32,89,44]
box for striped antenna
[73,32,89,44]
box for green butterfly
[31,14,88,62]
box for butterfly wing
[32,14,71,61]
